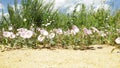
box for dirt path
[0,45,120,68]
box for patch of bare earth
[0,45,120,68]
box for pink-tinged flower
[115,37,120,44]
[83,28,92,35]
[55,28,63,34]
[3,31,16,39]
[3,31,13,38]
[37,35,45,42]
[40,29,49,36]
[19,30,33,39]
[47,33,55,39]
[91,27,99,33]
[72,25,79,33]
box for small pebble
[97,47,103,49]
[117,51,120,53]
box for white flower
[25,30,34,38]
[19,30,33,39]
[55,28,63,34]
[23,18,27,22]
[47,33,55,39]
[3,31,16,39]
[3,31,13,38]
[72,25,79,33]
[17,28,33,39]
[37,35,45,42]
[40,29,49,36]
[83,28,92,35]
[115,37,120,44]
[8,26,13,30]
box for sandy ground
[0,45,120,68]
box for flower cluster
[17,28,34,39]
[1,25,120,45]
[37,29,55,42]
[91,27,107,37]
[3,31,16,39]
[83,28,92,35]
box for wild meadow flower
[72,25,79,33]
[55,28,63,34]
[8,26,13,31]
[3,31,13,38]
[83,28,92,35]
[20,30,33,39]
[3,31,16,38]
[23,18,27,22]
[115,37,120,44]
[40,29,49,36]
[37,35,45,42]
[17,28,33,39]
[47,33,55,39]
[10,34,16,39]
